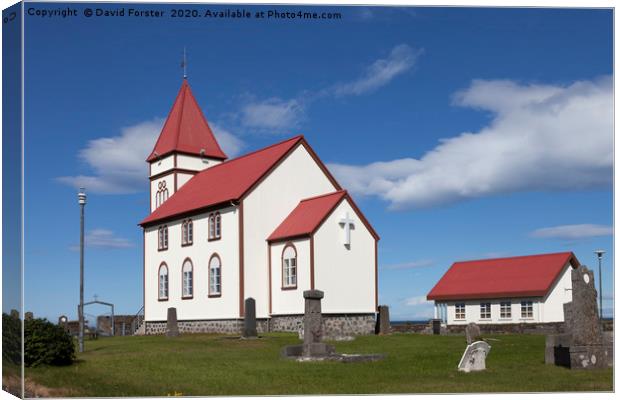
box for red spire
[147,80,227,162]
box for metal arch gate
[81,300,115,336]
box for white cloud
[240,98,304,132]
[405,295,433,306]
[530,224,613,240]
[329,77,613,209]
[382,259,434,270]
[70,229,133,251]
[332,44,421,97]
[57,119,244,194]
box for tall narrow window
[455,303,465,320]
[155,181,169,209]
[521,300,533,318]
[182,219,193,246]
[480,303,491,319]
[215,213,221,239]
[209,254,222,296]
[158,226,168,250]
[282,245,297,288]
[500,301,512,319]
[158,264,169,300]
[209,214,215,239]
[182,259,193,298]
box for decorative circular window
[583,273,590,284]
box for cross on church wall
[339,212,355,246]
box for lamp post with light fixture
[78,188,86,352]
[594,249,605,320]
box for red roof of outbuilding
[146,79,227,162]
[426,252,580,301]
[140,135,325,226]
[267,191,347,242]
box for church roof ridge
[299,189,347,203]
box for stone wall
[145,314,375,337]
[392,320,614,335]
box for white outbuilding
[427,252,581,325]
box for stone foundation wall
[145,314,375,337]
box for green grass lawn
[22,333,612,396]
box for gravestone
[545,265,609,369]
[431,319,442,335]
[375,305,391,335]
[302,290,334,357]
[166,307,179,337]
[458,341,491,372]
[25,312,33,321]
[242,298,258,338]
[465,322,481,345]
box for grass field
[19,332,612,396]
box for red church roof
[268,191,347,242]
[146,79,227,162]
[140,135,342,226]
[426,252,580,301]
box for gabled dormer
[148,79,227,212]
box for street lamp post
[78,188,87,352]
[594,249,605,320]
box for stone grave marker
[166,307,179,337]
[375,305,391,335]
[545,264,611,369]
[465,322,481,345]
[458,341,491,372]
[242,297,258,338]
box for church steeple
[147,80,227,212]
[147,80,227,162]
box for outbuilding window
[521,300,533,318]
[182,259,193,299]
[455,303,465,320]
[209,254,222,296]
[158,264,169,300]
[500,301,512,319]
[480,303,491,319]
[282,245,297,288]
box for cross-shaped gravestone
[339,212,355,246]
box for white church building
[139,79,379,335]
[427,252,580,325]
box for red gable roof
[268,190,380,242]
[426,252,580,301]
[140,135,335,226]
[146,79,227,162]
[267,191,347,242]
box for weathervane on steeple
[181,46,188,79]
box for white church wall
[242,144,338,319]
[313,199,376,314]
[150,174,175,212]
[176,172,195,189]
[176,154,222,171]
[540,262,574,322]
[269,239,311,315]
[144,205,240,322]
[150,154,174,176]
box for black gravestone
[243,298,258,338]
[166,307,179,337]
[375,305,391,335]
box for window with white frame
[158,264,169,300]
[155,181,169,209]
[158,226,168,250]
[455,303,465,320]
[282,245,297,288]
[521,300,533,318]
[182,219,193,246]
[182,259,193,298]
[480,302,491,319]
[209,254,222,296]
[500,301,512,319]
[209,213,221,240]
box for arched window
[158,264,169,300]
[209,213,222,240]
[182,259,193,298]
[155,181,169,209]
[158,226,168,251]
[209,254,222,296]
[282,244,297,289]
[182,219,193,246]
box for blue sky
[20,4,613,321]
